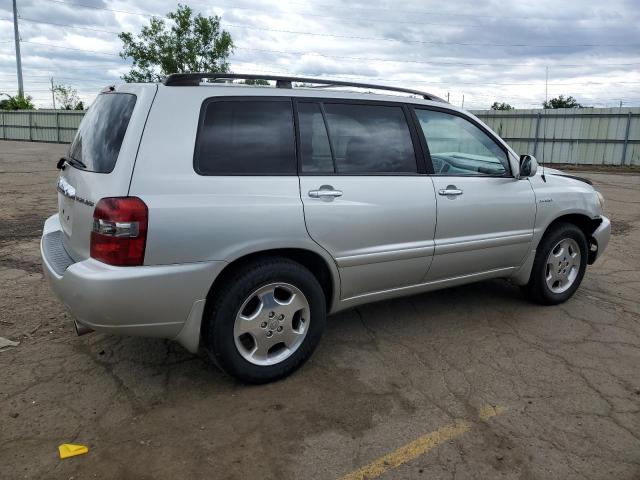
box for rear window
[194,99,296,175]
[68,93,136,173]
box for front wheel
[523,223,588,305]
[204,258,326,384]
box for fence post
[1,111,4,140]
[56,112,60,143]
[28,110,32,141]
[533,112,542,157]
[621,111,632,166]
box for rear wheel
[523,223,588,305]
[204,258,326,384]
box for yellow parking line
[478,404,506,420]
[340,405,506,480]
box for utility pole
[446,91,450,103]
[544,66,548,108]
[50,77,56,109]
[12,0,24,97]
[461,94,464,108]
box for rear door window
[194,99,296,175]
[323,103,417,174]
[297,102,334,173]
[68,93,137,173]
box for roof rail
[163,73,446,102]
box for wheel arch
[205,247,339,313]
[194,247,338,352]
[511,211,602,286]
[542,213,602,264]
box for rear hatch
[57,84,157,261]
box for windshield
[68,93,137,173]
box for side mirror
[519,154,538,178]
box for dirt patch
[0,216,45,243]
[553,163,640,174]
[611,219,633,236]
[0,256,41,274]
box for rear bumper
[41,214,224,351]
[589,216,611,264]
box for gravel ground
[1,140,639,480]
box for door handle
[308,186,343,200]
[438,186,463,196]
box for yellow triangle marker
[58,443,89,459]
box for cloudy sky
[1,0,639,109]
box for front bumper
[589,215,611,264]
[41,214,224,349]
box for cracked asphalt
[1,140,639,479]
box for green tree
[52,84,83,110]
[543,95,583,109]
[490,101,513,111]
[0,94,35,110]
[119,4,233,82]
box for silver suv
[41,74,611,383]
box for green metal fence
[0,110,84,143]
[1,107,639,165]
[472,107,640,166]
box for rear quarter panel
[58,84,157,260]
[128,87,338,275]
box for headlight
[596,191,605,211]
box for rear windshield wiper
[57,155,86,170]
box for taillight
[90,197,148,266]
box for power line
[0,78,115,85]
[282,0,609,22]
[3,52,639,87]
[6,17,640,70]
[222,23,640,49]
[5,45,640,89]
[47,0,630,25]
[233,46,640,69]
[5,19,640,73]
[36,3,490,30]
[15,16,122,35]
[151,0,629,31]
[42,0,640,49]
[21,40,121,56]
[48,0,153,18]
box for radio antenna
[541,67,548,182]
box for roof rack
[163,73,446,102]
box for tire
[204,257,326,384]
[523,222,588,305]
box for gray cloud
[0,0,639,108]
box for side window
[414,109,509,176]
[322,103,417,174]
[194,100,295,175]
[298,102,334,173]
